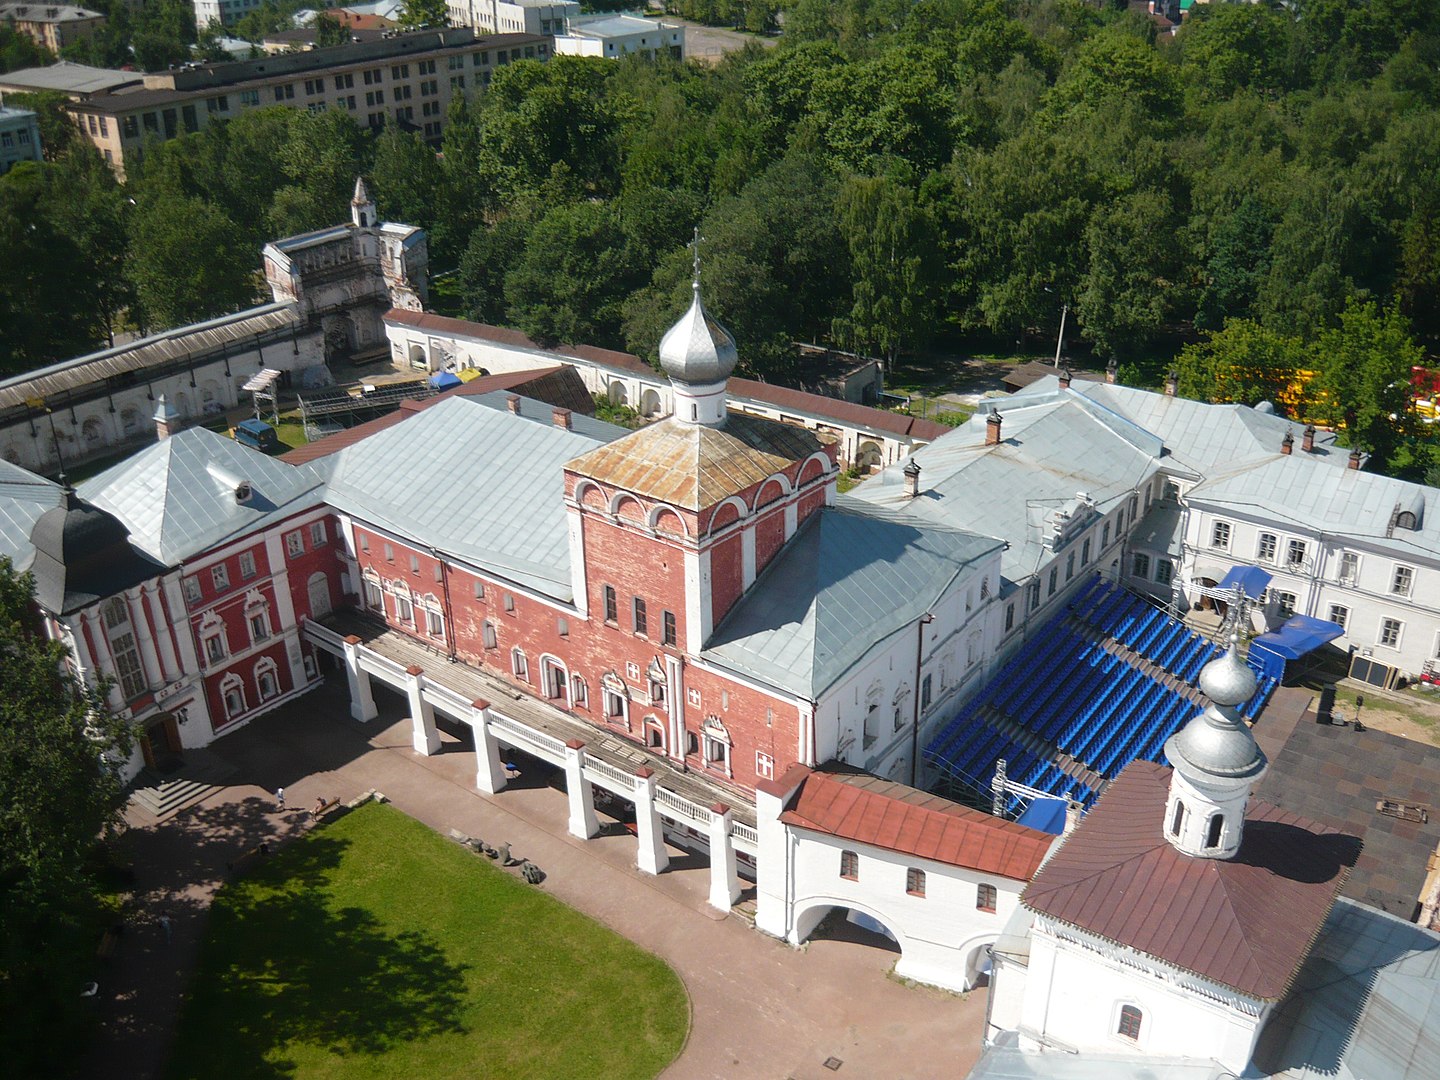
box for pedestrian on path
[158,910,172,945]
[275,787,285,811]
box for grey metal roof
[77,427,325,565]
[321,395,624,602]
[966,1043,1229,1080]
[0,458,61,563]
[848,397,1160,586]
[0,303,299,412]
[0,61,141,96]
[463,389,622,441]
[702,498,1003,698]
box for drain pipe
[910,612,935,786]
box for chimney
[903,459,921,499]
[153,394,179,441]
[1063,800,1084,836]
[1348,445,1362,471]
[1281,429,1294,455]
[1106,358,1118,384]
[1164,370,1178,397]
[506,394,521,415]
[552,406,572,431]
[1302,424,1316,452]
[985,407,1003,446]
[1059,367,1072,390]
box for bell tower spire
[351,176,375,230]
[658,227,737,427]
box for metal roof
[566,412,825,511]
[0,61,141,96]
[966,1044,1229,1080]
[0,303,299,412]
[703,498,1003,698]
[848,397,1160,586]
[77,427,326,565]
[0,458,61,563]
[321,395,624,601]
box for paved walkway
[88,679,985,1080]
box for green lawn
[167,803,689,1080]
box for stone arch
[119,405,142,437]
[407,342,427,370]
[855,440,883,473]
[81,415,106,451]
[798,452,830,486]
[609,492,647,522]
[639,387,662,417]
[577,481,608,512]
[792,896,910,959]
[538,653,569,704]
[959,934,999,989]
[648,505,689,537]
[754,474,791,509]
[572,478,602,508]
[608,380,629,406]
[323,315,356,362]
[705,496,747,535]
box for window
[257,665,278,700]
[756,751,774,780]
[211,563,230,591]
[286,531,304,557]
[603,585,617,624]
[1081,537,1091,566]
[184,576,202,605]
[1131,552,1150,579]
[662,610,677,647]
[366,90,385,107]
[570,675,588,708]
[426,608,444,638]
[310,521,327,547]
[1117,1005,1143,1041]
[976,883,997,912]
[384,543,394,562]
[364,68,382,84]
[1257,533,1277,563]
[391,63,410,79]
[1338,551,1359,584]
[1287,539,1307,568]
[123,115,138,137]
[394,595,413,623]
[482,620,497,649]
[1328,604,1349,631]
[204,633,226,664]
[1047,566,1058,597]
[1205,814,1223,849]
[360,535,370,553]
[1102,521,1111,547]
[409,554,420,574]
[1066,552,1075,581]
[921,674,933,710]
[603,685,626,722]
[334,73,354,89]
[503,593,515,614]
[473,580,485,600]
[273,84,294,102]
[1163,480,1180,501]
[248,611,269,642]
[223,681,246,718]
[1028,579,1040,612]
[1380,618,1403,649]
[1155,560,1173,586]
[702,718,731,774]
[238,551,257,579]
[863,701,879,749]
[1273,591,1297,618]
[633,597,648,636]
[363,580,383,611]
[239,90,260,106]
[511,648,529,681]
[906,868,926,897]
[1128,496,1138,523]
[433,564,443,584]
[1392,565,1415,596]
[1169,800,1186,838]
[1211,520,1232,550]
[305,78,323,95]
[1005,603,1015,633]
[557,617,569,638]
[839,850,858,881]
[181,104,198,133]
[102,598,146,701]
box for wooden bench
[311,797,341,821]
[97,926,122,962]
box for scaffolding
[296,381,436,442]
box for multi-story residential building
[66,27,548,176]
[0,104,40,173]
[446,0,577,36]
[0,3,106,52]
[193,0,268,29]
[553,14,683,61]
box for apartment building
[0,105,41,173]
[446,0,578,36]
[67,27,548,177]
[0,3,106,52]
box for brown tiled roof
[729,376,952,441]
[779,769,1053,881]
[1001,361,1107,393]
[383,309,653,373]
[279,367,587,465]
[1023,760,1361,1001]
[565,412,825,510]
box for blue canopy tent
[429,371,463,390]
[1217,564,1272,599]
[1016,798,1070,835]
[1249,615,1345,682]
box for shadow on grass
[169,834,469,1080]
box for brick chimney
[985,407,1003,446]
[1281,430,1293,455]
[1059,367,1072,390]
[552,407,572,431]
[153,394,179,441]
[506,394,521,414]
[1164,370,1178,397]
[1348,446,1362,470]
[1106,358,1118,385]
[903,459,921,499]
[1302,424,1316,452]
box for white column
[343,634,378,722]
[566,506,588,619]
[406,665,439,755]
[164,577,201,673]
[797,701,816,767]
[784,498,798,540]
[144,584,181,682]
[741,523,756,590]
[563,739,599,839]
[683,547,713,653]
[471,699,507,794]
[633,767,669,875]
[126,588,162,690]
[707,802,741,912]
[666,653,685,762]
[66,614,96,686]
[83,610,125,710]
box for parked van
[234,418,279,452]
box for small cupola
[658,230,738,428]
[351,176,375,229]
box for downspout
[431,546,457,661]
[910,612,935,786]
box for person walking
[275,787,285,811]
[158,910,172,945]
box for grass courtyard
[166,802,689,1079]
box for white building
[0,104,40,173]
[193,0,259,30]
[446,0,577,36]
[553,14,683,61]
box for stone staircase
[127,748,237,820]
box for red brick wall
[203,639,295,733]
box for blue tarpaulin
[429,371,462,389]
[1249,615,1345,681]
[1217,564,1273,599]
[1016,798,1069,835]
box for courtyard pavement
[87,678,986,1080]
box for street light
[1043,286,1068,368]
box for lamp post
[1054,303,1068,368]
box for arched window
[1396,511,1417,530]
[1169,800,1186,838]
[482,620,497,649]
[1205,813,1224,849]
[1117,1004,1143,1041]
[510,647,528,682]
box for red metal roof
[780,770,1053,881]
[1023,760,1361,1001]
[383,310,652,373]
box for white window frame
[220,673,246,719]
[1257,533,1277,563]
[1327,604,1349,631]
[184,576,202,605]
[425,607,444,639]
[363,579,383,612]
[1380,618,1403,650]
[211,563,230,591]
[309,521,327,547]
[1338,551,1360,585]
[482,620,497,649]
[1210,520,1232,551]
[255,658,279,701]
[238,550,257,579]
[702,716,731,777]
[1286,538,1307,569]
[285,530,304,558]
[1392,564,1415,597]
[511,647,529,681]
